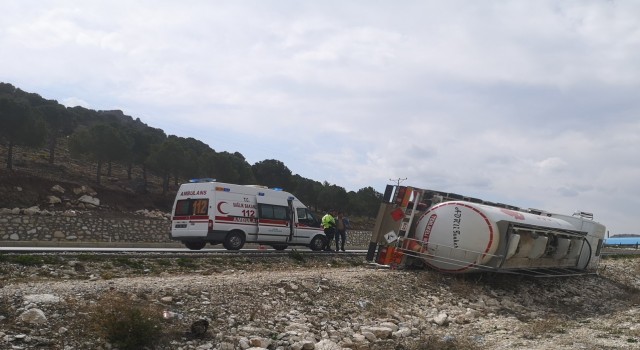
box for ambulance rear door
[172,195,211,238]
[256,193,290,243]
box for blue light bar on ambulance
[272,187,283,191]
[189,178,216,183]
[215,187,230,192]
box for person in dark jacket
[335,211,351,252]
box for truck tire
[309,235,326,251]
[223,231,246,250]
[272,244,288,251]
[184,241,206,250]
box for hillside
[1,82,386,222]
[0,139,175,214]
[0,139,377,229]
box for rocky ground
[0,252,639,350]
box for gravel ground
[1,252,639,350]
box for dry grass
[88,292,165,350]
[521,317,568,339]
[398,335,482,350]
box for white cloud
[536,157,568,174]
[2,0,640,235]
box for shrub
[288,249,305,263]
[156,259,172,267]
[177,257,197,268]
[523,317,567,339]
[76,253,102,262]
[113,257,145,269]
[100,271,116,280]
[0,296,10,317]
[12,255,43,266]
[399,335,481,350]
[90,292,163,350]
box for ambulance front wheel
[309,235,326,251]
[184,241,206,250]
[223,230,246,250]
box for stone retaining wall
[0,214,170,243]
[0,213,372,248]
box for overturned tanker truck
[366,185,607,275]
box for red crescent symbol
[217,201,229,214]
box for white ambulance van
[170,179,326,251]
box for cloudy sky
[1,0,639,235]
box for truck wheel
[184,241,206,250]
[272,244,288,251]
[223,231,245,250]
[309,235,326,251]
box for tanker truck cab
[170,179,326,251]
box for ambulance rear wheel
[309,235,326,251]
[184,241,206,250]
[272,244,288,251]
[223,231,245,250]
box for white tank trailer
[367,185,606,274]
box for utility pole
[389,177,407,187]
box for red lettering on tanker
[422,214,437,242]
[180,190,207,196]
[452,207,462,248]
[501,208,525,220]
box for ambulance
[170,179,326,251]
